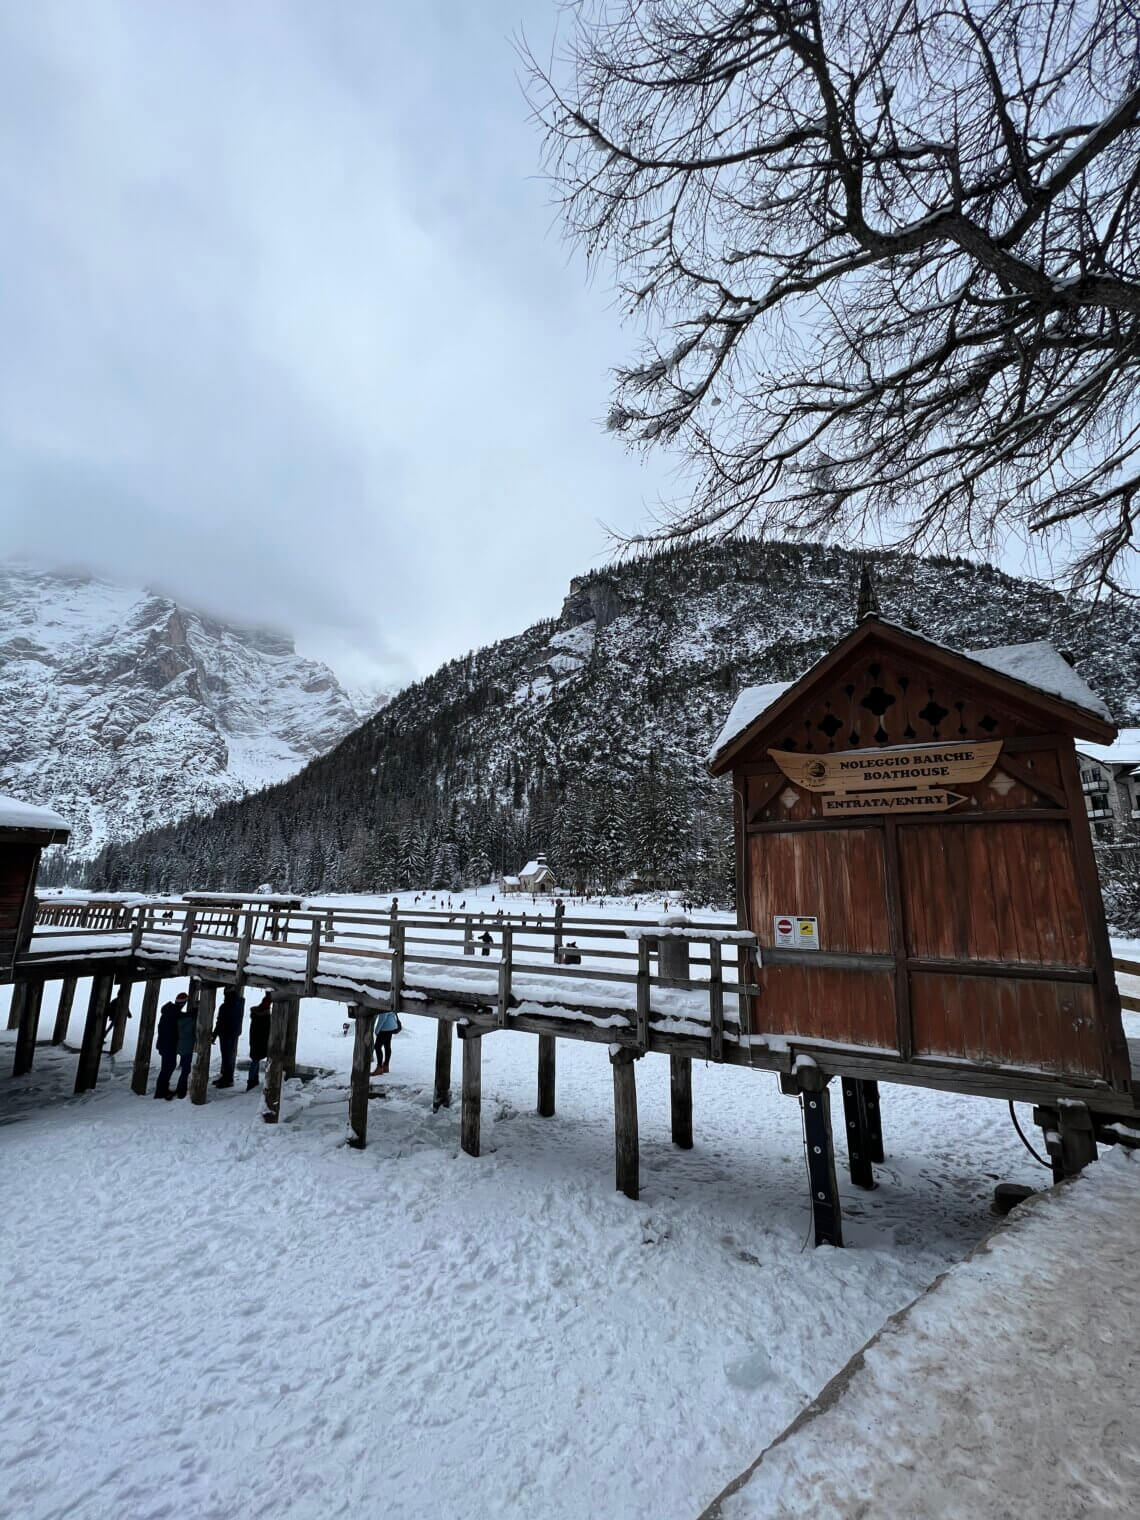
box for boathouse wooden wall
[0,843,41,978]
[719,625,1131,1091]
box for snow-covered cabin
[519,854,556,892]
[707,615,1131,1093]
[0,793,70,980]
[499,874,522,895]
[1075,730,1140,840]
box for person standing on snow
[212,985,244,1089]
[174,991,197,1099]
[153,989,188,1100]
[372,1006,399,1076]
[246,992,272,1090]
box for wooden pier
[6,894,1139,1241]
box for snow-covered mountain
[0,564,387,858]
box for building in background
[1076,730,1140,841]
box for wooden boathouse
[4,619,1139,1246]
[0,795,70,981]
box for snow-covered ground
[2,891,1137,1520]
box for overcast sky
[0,0,685,688]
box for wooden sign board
[769,740,1001,795]
[821,789,966,817]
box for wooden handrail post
[177,908,197,972]
[235,911,254,985]
[129,905,145,954]
[390,923,405,1013]
[324,909,335,945]
[463,916,474,956]
[497,924,513,1027]
[635,939,651,1050]
[388,901,398,948]
[708,941,725,1063]
[304,918,321,996]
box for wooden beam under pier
[12,980,44,1076]
[131,978,162,1095]
[794,1066,843,1248]
[537,1033,556,1118]
[75,973,113,1094]
[433,1020,453,1112]
[7,981,25,1031]
[51,977,77,1045]
[670,1055,693,1150]
[109,978,133,1055]
[189,982,216,1105]
[610,1048,640,1200]
[283,997,300,1079]
[262,996,290,1123]
[460,1026,482,1157]
[841,1077,876,1191]
[348,1007,374,1149]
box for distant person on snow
[480,930,493,957]
[246,993,272,1090]
[174,992,197,1099]
[153,990,189,1101]
[212,985,244,1089]
[372,1007,399,1076]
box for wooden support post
[388,901,398,947]
[670,1054,693,1150]
[12,980,44,1077]
[798,1069,843,1247]
[7,981,26,1031]
[841,1077,876,1190]
[460,1027,482,1157]
[262,996,290,1124]
[635,939,651,1050]
[463,917,474,956]
[189,983,216,1105]
[1058,1101,1098,1179]
[433,1019,453,1111]
[708,941,724,1063]
[75,974,113,1093]
[610,1048,640,1200]
[131,978,163,1095]
[284,997,300,1078]
[497,925,513,1026]
[51,977,77,1045]
[390,923,405,1013]
[109,979,133,1055]
[348,1008,374,1149]
[861,1079,884,1162]
[304,919,321,996]
[553,900,564,963]
[324,909,335,945]
[537,1032,556,1118]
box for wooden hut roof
[708,618,1116,774]
[0,792,70,844]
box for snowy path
[712,1149,1140,1520]
[3,958,1111,1520]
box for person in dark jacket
[174,993,197,1098]
[246,992,272,1090]
[212,985,245,1089]
[153,990,189,1100]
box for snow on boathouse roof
[708,633,1113,766]
[0,792,70,837]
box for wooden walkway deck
[6,897,1140,1239]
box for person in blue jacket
[153,989,189,1100]
[372,1007,399,1076]
[174,993,197,1099]
[212,985,244,1089]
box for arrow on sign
[820,789,969,817]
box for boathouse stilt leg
[109,978,133,1055]
[131,978,162,1095]
[460,1028,482,1157]
[348,1007,374,1149]
[432,1020,453,1112]
[610,1049,640,1200]
[670,1055,693,1150]
[841,1077,876,1190]
[7,981,25,1031]
[12,980,44,1076]
[283,997,300,1079]
[537,1033,556,1118]
[1058,1101,1098,1179]
[262,996,289,1124]
[189,983,216,1105]
[799,1069,843,1247]
[52,977,77,1045]
[75,974,113,1094]
[861,1080,884,1162]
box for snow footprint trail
[1,992,1058,1520]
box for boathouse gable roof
[0,792,71,844]
[707,618,1116,774]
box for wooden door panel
[749,829,891,953]
[911,973,1103,1076]
[753,964,897,1049]
[899,822,1091,967]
